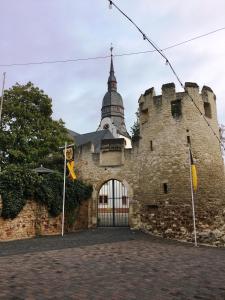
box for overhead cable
[0,26,225,67]
[108,0,224,150]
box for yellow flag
[190,149,198,192]
[67,160,76,180]
[191,165,197,192]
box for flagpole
[0,72,6,125]
[0,72,6,173]
[188,147,198,247]
[62,141,67,237]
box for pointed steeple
[108,46,117,92]
[98,45,130,140]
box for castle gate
[97,179,129,227]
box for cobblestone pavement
[0,228,225,300]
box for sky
[0,0,225,135]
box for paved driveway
[0,228,225,300]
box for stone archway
[88,176,140,229]
[97,179,129,227]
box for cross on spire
[108,44,117,91]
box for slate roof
[102,91,123,107]
[68,129,114,153]
[67,129,81,138]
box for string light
[108,0,225,151]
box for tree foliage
[0,165,40,218]
[0,165,92,219]
[0,82,93,221]
[130,110,140,142]
[0,82,71,169]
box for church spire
[108,46,117,92]
[98,45,130,140]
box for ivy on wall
[0,165,92,220]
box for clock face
[103,123,109,129]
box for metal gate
[97,179,129,227]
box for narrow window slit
[187,136,191,145]
[163,183,168,194]
[150,140,153,151]
[204,102,212,118]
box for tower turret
[98,47,130,144]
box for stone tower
[137,82,225,242]
[97,47,131,147]
[74,80,225,245]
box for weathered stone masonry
[1,82,224,244]
[75,82,225,246]
[0,198,89,241]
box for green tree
[0,82,92,221]
[0,82,71,169]
[130,110,140,142]
[0,166,92,219]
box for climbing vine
[0,165,92,220]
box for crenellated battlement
[139,82,217,126]
[139,82,215,103]
[140,81,215,97]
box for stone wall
[75,142,140,229]
[2,82,224,245]
[0,198,89,241]
[75,82,225,246]
[137,83,225,245]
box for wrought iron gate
[97,179,129,227]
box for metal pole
[112,179,115,226]
[0,72,6,125]
[62,141,67,237]
[0,72,6,173]
[189,148,198,247]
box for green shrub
[0,165,92,220]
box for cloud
[0,0,225,135]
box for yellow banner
[67,160,76,180]
[191,165,198,192]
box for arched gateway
[97,179,129,227]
